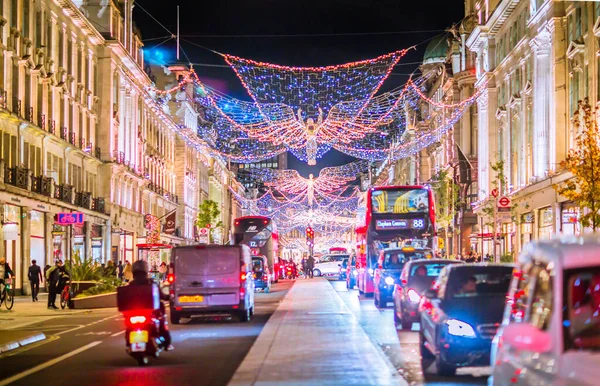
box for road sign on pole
[198,228,209,244]
[491,188,499,198]
[498,196,511,208]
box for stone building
[466,0,594,257]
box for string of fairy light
[146,50,483,165]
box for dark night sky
[134,0,465,177]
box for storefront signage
[562,211,579,224]
[1,193,51,212]
[375,218,425,230]
[198,228,209,244]
[55,212,84,225]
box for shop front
[520,212,534,250]
[3,204,22,291]
[561,204,580,236]
[538,207,554,240]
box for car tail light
[407,288,420,303]
[167,273,175,284]
[129,316,146,324]
[240,287,246,297]
[263,219,268,225]
[235,220,240,225]
[241,272,247,281]
[263,274,268,281]
[401,279,407,285]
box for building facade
[0,0,243,293]
[466,0,592,257]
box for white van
[169,244,255,324]
[490,235,600,386]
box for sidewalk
[229,278,407,386]
[0,293,93,330]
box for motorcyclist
[129,260,174,351]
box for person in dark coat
[46,260,62,309]
[28,260,43,302]
[306,255,315,279]
[117,261,124,280]
[0,257,14,293]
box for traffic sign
[491,188,499,198]
[198,227,209,243]
[55,212,84,225]
[498,196,511,208]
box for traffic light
[306,226,314,245]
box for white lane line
[55,314,119,336]
[0,341,102,386]
[111,331,125,337]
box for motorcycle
[285,264,297,279]
[118,281,170,366]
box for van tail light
[407,288,421,303]
[240,287,246,297]
[167,273,175,284]
[241,272,247,282]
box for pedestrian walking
[46,260,62,309]
[106,260,116,276]
[306,255,315,279]
[28,260,43,302]
[123,260,133,282]
[300,258,307,278]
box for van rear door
[174,246,241,308]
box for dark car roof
[407,258,463,266]
[445,263,514,277]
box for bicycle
[60,282,71,309]
[0,278,14,310]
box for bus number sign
[375,219,425,230]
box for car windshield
[384,252,409,269]
[252,258,264,273]
[447,267,513,298]
[319,255,347,263]
[564,267,600,351]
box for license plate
[129,330,148,344]
[131,342,146,352]
[179,295,204,303]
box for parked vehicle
[252,255,271,293]
[393,259,463,329]
[373,248,414,308]
[169,244,255,324]
[313,253,349,278]
[419,263,513,376]
[490,235,600,386]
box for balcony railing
[113,151,125,164]
[75,191,92,209]
[55,183,74,204]
[92,197,106,213]
[68,132,76,146]
[26,106,34,123]
[38,113,45,130]
[31,175,54,197]
[0,89,6,110]
[48,120,56,135]
[12,97,21,117]
[4,166,29,189]
[60,127,68,140]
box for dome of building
[423,34,449,64]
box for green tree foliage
[196,200,223,243]
[554,98,600,231]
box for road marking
[55,314,119,336]
[111,330,125,337]
[0,335,60,359]
[0,341,102,386]
[75,331,113,336]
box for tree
[196,200,223,244]
[554,98,600,231]
[431,169,459,255]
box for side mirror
[502,323,552,353]
[423,288,438,299]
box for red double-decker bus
[233,216,280,282]
[355,186,436,296]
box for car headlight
[407,288,421,303]
[352,270,358,276]
[384,276,395,286]
[368,268,374,276]
[445,319,476,338]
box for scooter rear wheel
[136,355,149,366]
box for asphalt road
[331,280,489,386]
[0,280,293,386]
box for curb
[0,332,46,354]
